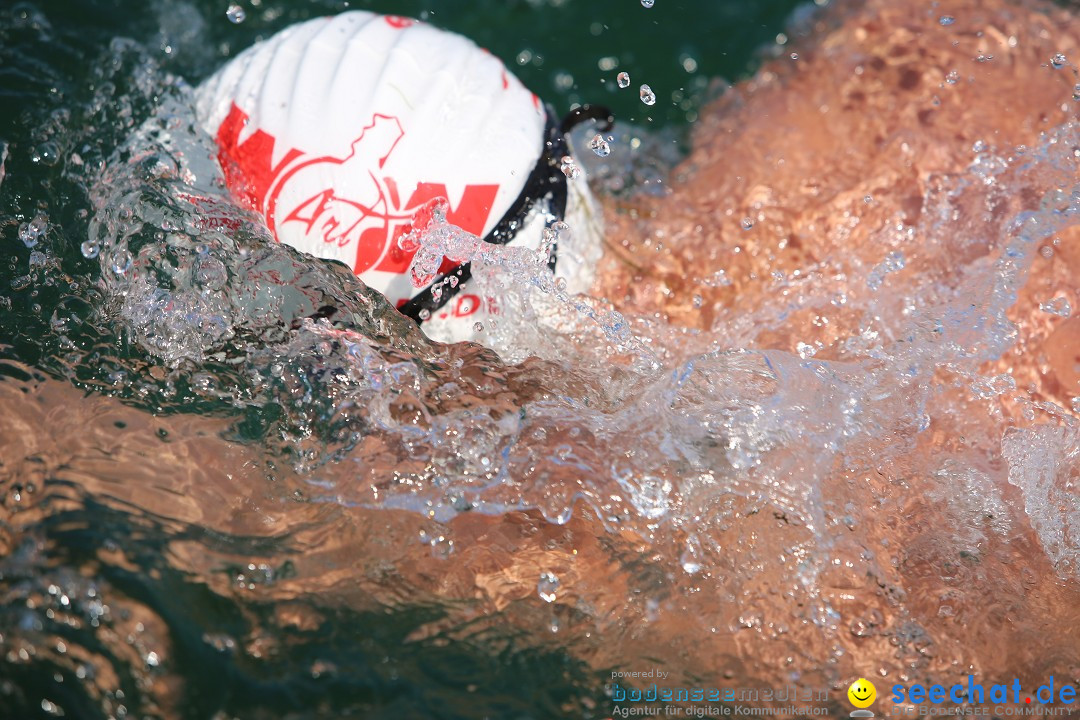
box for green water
[0,0,806,717]
[158,0,811,125]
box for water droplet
[945,69,960,84]
[538,572,560,602]
[1051,53,1068,69]
[1071,397,1080,413]
[702,269,732,288]
[741,217,754,230]
[31,142,60,167]
[554,276,568,292]
[628,475,671,519]
[866,251,905,290]
[559,155,581,179]
[18,213,48,248]
[226,4,246,23]
[196,257,228,292]
[680,541,702,575]
[1040,245,1054,259]
[617,71,630,89]
[429,535,453,559]
[789,52,799,60]
[473,321,484,333]
[1073,84,1080,101]
[939,15,955,26]
[972,139,987,153]
[1040,296,1071,317]
[864,195,873,204]
[639,84,656,106]
[588,133,611,157]
[418,308,431,320]
[110,249,133,275]
[796,342,817,359]
[641,0,654,7]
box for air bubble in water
[418,308,431,320]
[588,133,611,157]
[473,322,484,333]
[939,15,955,26]
[80,239,100,259]
[617,71,630,88]
[639,84,656,106]
[741,217,754,230]
[18,214,47,248]
[945,70,960,84]
[538,572,560,602]
[1051,53,1068,69]
[1040,296,1072,317]
[641,0,654,7]
[226,4,246,23]
[1073,84,1080,101]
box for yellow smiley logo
[848,678,877,708]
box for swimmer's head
[194,11,605,344]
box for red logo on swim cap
[214,103,499,282]
[384,15,415,29]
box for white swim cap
[194,11,603,344]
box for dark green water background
[0,0,805,717]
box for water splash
[4,4,1080,712]
[225,4,245,23]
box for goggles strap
[398,104,612,325]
